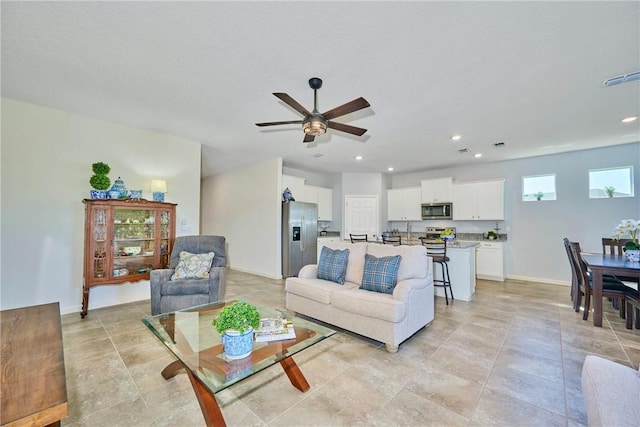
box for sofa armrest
[298,264,318,279]
[392,277,428,301]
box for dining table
[582,254,640,327]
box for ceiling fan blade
[321,97,370,120]
[327,121,368,136]
[303,134,316,143]
[273,93,311,117]
[255,120,303,127]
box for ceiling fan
[255,77,371,143]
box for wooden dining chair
[349,234,368,243]
[382,235,402,245]
[602,238,640,286]
[563,238,580,307]
[601,238,632,256]
[625,292,640,329]
[570,241,630,320]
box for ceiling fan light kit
[256,77,370,143]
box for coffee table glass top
[141,300,335,393]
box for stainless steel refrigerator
[282,201,318,277]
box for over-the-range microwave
[421,202,452,220]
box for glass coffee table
[142,300,335,426]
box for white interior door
[344,196,379,239]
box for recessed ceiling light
[387,167,394,172]
[474,153,483,158]
[355,155,363,160]
[451,135,462,141]
[622,116,637,123]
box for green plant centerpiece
[604,186,615,198]
[534,191,544,201]
[212,301,261,359]
[487,230,497,240]
[613,219,640,250]
[89,162,111,199]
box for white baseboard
[229,266,283,280]
[505,274,571,287]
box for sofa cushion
[331,287,406,322]
[317,247,350,284]
[171,251,215,280]
[360,254,402,294]
[366,244,427,282]
[325,242,368,284]
[285,277,359,304]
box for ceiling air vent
[458,148,470,153]
[493,142,506,147]
[603,71,640,87]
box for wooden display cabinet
[81,198,177,318]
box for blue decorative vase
[129,189,142,200]
[108,190,120,199]
[90,189,108,199]
[221,328,254,359]
[110,177,127,198]
[283,187,294,202]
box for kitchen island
[436,241,478,301]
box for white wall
[1,98,202,314]
[201,158,282,279]
[390,143,640,284]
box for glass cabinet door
[159,209,172,268]
[113,208,156,278]
[91,206,109,279]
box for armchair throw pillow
[317,246,350,284]
[171,251,215,280]
[360,253,402,294]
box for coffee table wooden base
[161,357,310,427]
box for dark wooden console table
[1,303,68,426]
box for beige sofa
[285,241,434,352]
[581,355,639,426]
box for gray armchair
[150,235,227,315]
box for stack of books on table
[255,317,296,342]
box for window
[589,166,634,198]
[522,174,556,201]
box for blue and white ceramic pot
[90,189,108,199]
[108,190,120,199]
[221,328,254,359]
[625,250,640,262]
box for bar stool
[350,234,368,243]
[382,235,401,245]
[420,237,453,304]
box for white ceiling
[2,1,639,177]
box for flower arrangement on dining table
[612,219,640,251]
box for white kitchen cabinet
[282,175,305,202]
[421,177,453,203]
[387,187,421,221]
[475,241,504,281]
[452,180,504,220]
[303,185,333,221]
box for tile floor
[61,271,640,426]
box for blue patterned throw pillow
[360,253,402,294]
[317,247,350,284]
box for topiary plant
[89,162,111,190]
[92,162,111,175]
[212,301,261,334]
[89,174,111,190]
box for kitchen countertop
[368,238,479,249]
